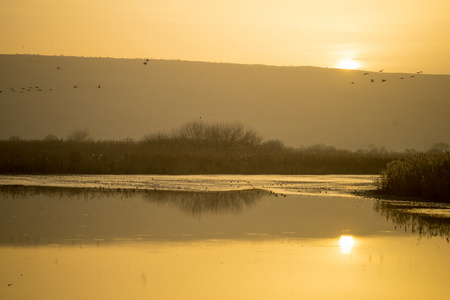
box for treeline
[377,152,450,202]
[0,120,407,175]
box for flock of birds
[0,58,425,93]
[0,59,155,94]
[350,69,423,85]
[1,65,104,94]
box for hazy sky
[2,0,450,74]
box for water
[0,175,449,300]
[0,174,377,195]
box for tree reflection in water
[374,200,450,241]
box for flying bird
[379,69,384,72]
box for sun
[337,59,360,70]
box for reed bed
[0,120,410,175]
[377,152,450,202]
[0,139,405,175]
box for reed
[0,139,406,175]
[378,152,450,202]
[0,120,408,175]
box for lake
[1,175,449,299]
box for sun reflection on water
[339,235,355,254]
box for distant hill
[1,54,449,151]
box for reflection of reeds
[0,185,263,216]
[374,200,450,240]
[141,189,263,215]
[378,152,450,202]
[0,186,264,246]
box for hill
[1,54,449,151]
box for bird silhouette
[370,79,374,82]
[98,85,101,88]
[382,79,386,82]
[364,72,369,75]
[379,69,383,72]
[73,85,78,88]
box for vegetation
[377,152,450,202]
[0,120,407,175]
[3,120,450,202]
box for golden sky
[1,0,450,74]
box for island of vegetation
[1,120,449,202]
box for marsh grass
[378,152,450,202]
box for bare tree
[67,129,92,142]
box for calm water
[1,175,449,300]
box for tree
[429,142,450,153]
[8,136,21,141]
[67,129,92,142]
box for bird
[57,67,60,70]
[351,82,355,84]
[143,61,147,65]
[399,77,404,79]
[379,69,384,72]
[97,85,101,88]
[417,71,423,74]
[381,79,386,82]
[370,79,374,82]
[364,72,369,75]
[73,85,78,88]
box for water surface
[1,175,449,300]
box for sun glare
[337,59,360,70]
[339,235,355,254]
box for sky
[1,0,450,74]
